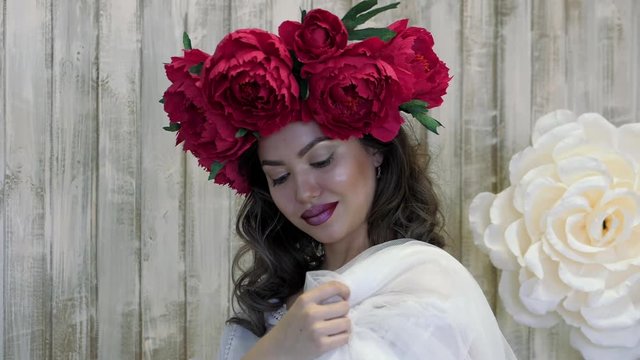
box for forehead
[258,121,328,159]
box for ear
[371,149,383,168]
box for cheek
[328,165,352,184]
[269,187,299,220]
[325,157,375,192]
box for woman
[162,1,516,359]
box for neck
[321,228,370,271]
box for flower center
[590,210,621,247]
[308,26,330,47]
[239,81,260,101]
[333,84,366,115]
[415,54,431,73]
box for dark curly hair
[228,127,445,336]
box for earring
[376,166,381,179]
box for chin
[308,231,341,245]
[312,235,342,245]
[305,226,345,245]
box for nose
[294,171,321,203]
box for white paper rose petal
[469,110,640,358]
[531,109,577,144]
[468,192,495,253]
[570,328,640,360]
[617,123,640,173]
[498,270,560,328]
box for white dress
[217,239,517,360]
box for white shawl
[218,239,517,360]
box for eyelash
[271,154,334,187]
[272,174,289,186]
[311,154,334,169]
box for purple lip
[301,202,338,226]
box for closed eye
[272,173,289,186]
[311,154,334,168]
[271,154,333,187]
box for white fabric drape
[218,239,517,359]
[305,239,517,360]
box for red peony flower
[278,8,348,63]
[202,29,300,137]
[382,19,450,108]
[163,49,209,111]
[163,49,211,151]
[192,110,255,167]
[212,159,251,195]
[164,49,209,80]
[163,48,255,193]
[301,46,411,142]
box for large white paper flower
[469,110,640,359]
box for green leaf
[252,132,260,139]
[342,0,378,26]
[235,128,248,138]
[342,1,400,31]
[208,161,224,181]
[412,112,443,134]
[163,123,181,132]
[300,8,307,22]
[159,97,165,104]
[352,2,399,28]
[348,28,396,41]
[400,100,442,135]
[183,32,192,50]
[399,99,429,114]
[189,62,203,75]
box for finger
[319,331,350,352]
[304,281,350,305]
[313,317,351,337]
[329,281,350,301]
[317,299,350,320]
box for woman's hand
[243,281,351,360]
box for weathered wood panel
[313,0,351,21]
[495,0,533,356]
[531,0,568,120]
[4,0,52,359]
[96,0,141,358]
[419,0,464,260]
[50,0,98,358]
[569,0,638,112]
[230,0,271,30]
[460,0,498,304]
[566,0,634,123]
[0,0,6,355]
[140,0,187,359]
[185,159,232,360]
[635,1,640,121]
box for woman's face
[258,121,382,245]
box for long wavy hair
[228,127,445,336]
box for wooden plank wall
[51,0,97,358]
[1,0,638,359]
[5,0,52,359]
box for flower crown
[162,0,451,194]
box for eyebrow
[261,136,329,166]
